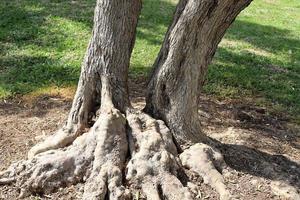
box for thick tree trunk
[28,0,142,157]
[145,0,252,147]
[66,0,142,127]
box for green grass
[207,0,300,116]
[0,0,299,120]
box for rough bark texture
[126,111,193,200]
[28,0,142,158]
[0,84,130,199]
[145,0,252,147]
[180,144,230,199]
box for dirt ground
[0,78,299,200]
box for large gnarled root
[28,125,84,159]
[0,129,96,198]
[0,107,129,200]
[1,75,130,199]
[28,80,97,159]
[180,143,231,200]
[126,111,193,200]
[82,108,129,200]
[27,94,95,159]
[1,95,232,200]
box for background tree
[0,0,254,199]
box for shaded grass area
[0,0,94,97]
[0,0,299,120]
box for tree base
[0,107,231,200]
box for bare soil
[0,77,299,199]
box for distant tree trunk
[145,0,252,147]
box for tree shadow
[217,140,300,190]
[0,93,72,118]
[0,0,96,97]
[136,0,176,45]
[206,47,300,116]
[226,20,300,70]
[199,95,299,150]
[206,20,300,116]
[0,55,78,95]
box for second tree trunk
[145,0,252,147]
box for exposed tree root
[0,106,128,199]
[1,107,233,200]
[27,74,100,159]
[27,86,96,159]
[82,108,129,200]
[0,131,95,198]
[27,83,97,159]
[126,111,192,199]
[27,126,84,159]
[180,143,230,200]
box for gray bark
[67,0,142,128]
[145,0,252,147]
[28,0,142,158]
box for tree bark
[145,0,252,147]
[28,0,142,157]
[69,0,142,125]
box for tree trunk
[28,0,142,157]
[66,0,142,128]
[145,0,252,147]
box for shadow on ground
[0,0,96,96]
[220,142,300,189]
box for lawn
[0,0,299,121]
